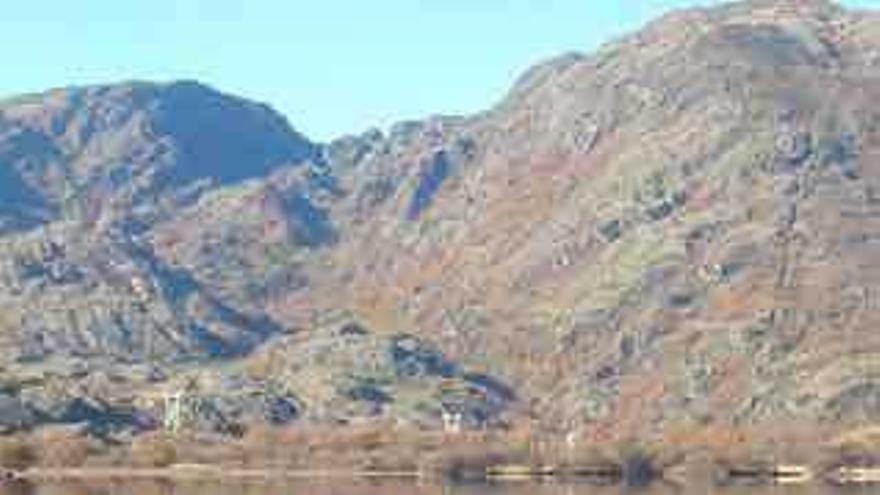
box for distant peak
[165,79,211,89]
[54,79,226,103]
[158,80,228,98]
[719,0,843,17]
[748,0,836,6]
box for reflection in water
[0,481,32,495]
[0,480,875,495]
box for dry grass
[0,480,36,495]
[34,429,91,468]
[421,433,531,480]
[7,419,878,486]
[818,425,880,470]
[167,434,246,468]
[128,433,178,468]
[215,423,545,477]
[0,437,36,471]
[661,423,755,466]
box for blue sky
[1,0,876,140]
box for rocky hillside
[3,0,880,439]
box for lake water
[0,480,871,495]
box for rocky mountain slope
[3,0,880,439]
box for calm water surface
[0,480,873,495]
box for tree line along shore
[1,421,880,487]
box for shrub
[35,429,90,467]
[241,425,284,467]
[819,426,880,470]
[361,444,420,472]
[618,443,660,486]
[599,440,671,487]
[129,434,178,468]
[0,480,35,495]
[661,423,754,466]
[565,443,618,470]
[422,437,528,480]
[0,437,36,471]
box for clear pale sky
[2,0,876,141]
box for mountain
[3,0,880,438]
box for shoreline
[6,463,880,486]
[20,466,425,482]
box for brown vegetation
[0,437,36,471]
[819,426,880,471]
[2,419,879,488]
[129,433,178,468]
[34,428,91,468]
